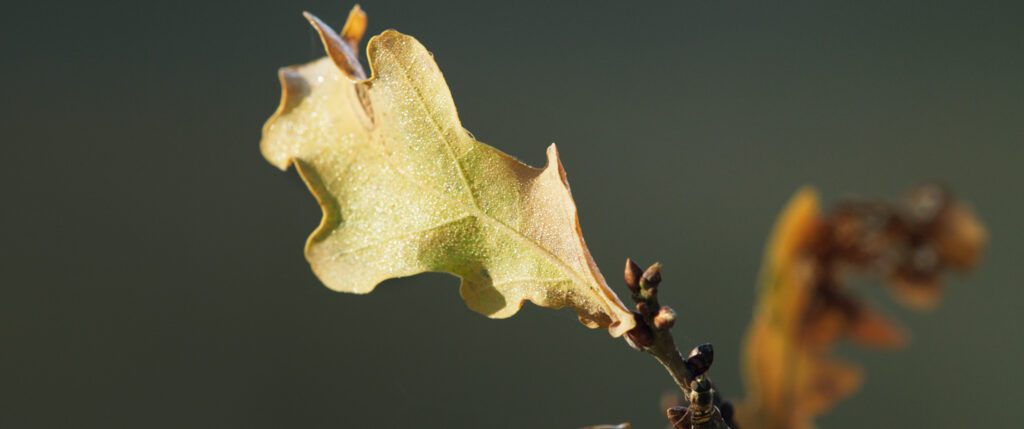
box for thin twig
[623,260,733,429]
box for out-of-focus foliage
[738,187,985,429]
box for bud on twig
[624,258,643,294]
[641,263,663,289]
[625,312,654,350]
[620,260,733,428]
[686,343,715,377]
[654,306,677,330]
[636,301,653,317]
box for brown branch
[623,260,735,429]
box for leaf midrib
[371,48,604,300]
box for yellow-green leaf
[260,7,634,336]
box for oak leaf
[260,6,634,336]
[737,184,984,429]
[738,189,901,429]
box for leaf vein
[377,51,597,293]
[390,50,480,211]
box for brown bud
[689,343,714,363]
[654,306,677,330]
[686,343,714,376]
[624,258,643,294]
[641,262,662,289]
[636,301,653,316]
[624,313,654,350]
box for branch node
[622,259,734,429]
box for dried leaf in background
[738,186,985,429]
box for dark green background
[4,1,1021,427]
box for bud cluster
[621,258,736,429]
[623,259,675,349]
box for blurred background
[3,0,1021,428]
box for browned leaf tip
[303,8,367,79]
[340,4,367,51]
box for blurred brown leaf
[737,186,984,429]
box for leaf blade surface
[262,12,634,336]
